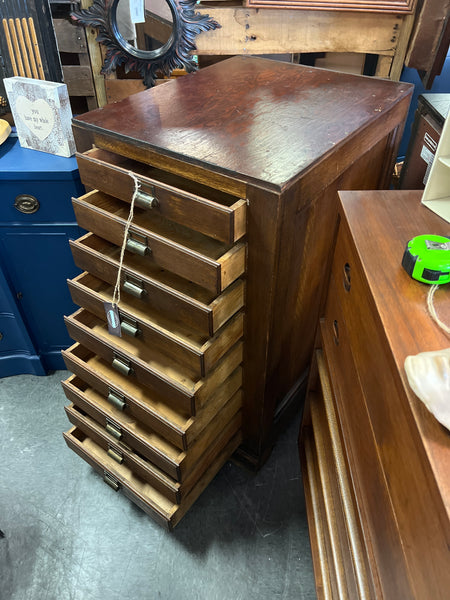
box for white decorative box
[4,77,76,157]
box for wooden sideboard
[300,189,450,599]
[62,56,412,526]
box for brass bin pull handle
[107,390,126,411]
[112,357,133,377]
[105,417,123,440]
[135,189,158,210]
[103,471,120,492]
[123,279,146,299]
[120,319,141,338]
[126,237,151,257]
[107,446,124,464]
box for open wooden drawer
[64,426,243,530]
[61,342,243,448]
[62,372,242,481]
[67,271,244,379]
[72,190,246,294]
[75,147,247,244]
[70,233,245,337]
[64,308,243,414]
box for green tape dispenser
[402,234,450,284]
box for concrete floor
[0,370,316,600]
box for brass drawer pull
[105,417,123,440]
[135,189,158,210]
[107,445,124,464]
[103,471,120,492]
[126,236,151,256]
[107,389,126,411]
[123,277,146,299]
[112,356,134,376]
[120,317,141,338]
[14,194,40,214]
[343,263,351,292]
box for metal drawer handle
[343,263,351,292]
[107,445,124,464]
[103,471,120,492]
[123,278,146,299]
[105,417,123,440]
[14,194,40,214]
[112,356,133,377]
[120,318,141,338]
[107,389,126,411]
[126,236,151,256]
[112,358,133,377]
[135,189,158,210]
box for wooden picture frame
[244,0,415,13]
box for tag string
[427,284,450,336]
[112,172,140,307]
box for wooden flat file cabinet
[300,190,450,599]
[62,57,412,528]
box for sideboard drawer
[320,274,412,597]
[67,271,244,379]
[72,191,246,294]
[63,425,242,530]
[76,147,247,243]
[70,233,245,336]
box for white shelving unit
[422,113,450,224]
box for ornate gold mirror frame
[71,0,220,87]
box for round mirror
[114,0,174,55]
[72,0,221,88]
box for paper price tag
[129,0,145,23]
[104,302,122,337]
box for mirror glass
[116,0,174,52]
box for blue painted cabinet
[0,136,85,376]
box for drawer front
[62,374,242,481]
[70,233,245,336]
[76,148,246,243]
[62,375,184,480]
[330,224,445,598]
[63,426,178,530]
[72,191,246,294]
[321,285,412,599]
[64,426,242,530]
[62,342,243,448]
[303,381,374,600]
[64,308,198,411]
[67,271,244,379]
[64,309,243,413]
[2,177,83,224]
[65,402,181,504]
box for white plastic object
[404,348,450,431]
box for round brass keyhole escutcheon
[14,194,40,214]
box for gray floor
[0,370,316,600]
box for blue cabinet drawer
[0,136,85,223]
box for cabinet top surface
[73,56,412,190]
[338,189,450,504]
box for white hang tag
[129,0,145,23]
